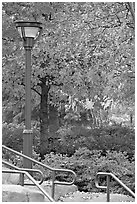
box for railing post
[51,171,56,199]
[95,172,135,201]
[107,175,110,202]
[20,172,24,186]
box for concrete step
[2,182,78,202]
[2,167,78,201]
[2,184,50,202]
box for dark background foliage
[3,124,135,156]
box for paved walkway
[59,191,135,202]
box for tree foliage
[2,2,135,154]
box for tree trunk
[130,112,133,126]
[39,81,50,158]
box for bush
[3,141,135,194]
[2,123,24,152]
[35,147,135,194]
[56,125,135,156]
[2,122,40,152]
[2,123,135,158]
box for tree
[2,2,135,156]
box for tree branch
[126,2,135,24]
[31,87,41,96]
[20,81,41,96]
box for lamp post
[15,21,42,169]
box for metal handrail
[95,172,135,202]
[2,160,44,185]
[2,145,76,199]
[2,169,54,202]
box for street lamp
[15,21,42,169]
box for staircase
[2,169,77,202]
[2,145,76,202]
[2,145,135,202]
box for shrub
[2,123,135,158]
[56,125,135,156]
[2,122,40,152]
[2,123,24,152]
[36,147,135,194]
[3,144,135,194]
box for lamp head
[15,21,42,49]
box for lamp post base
[23,129,33,169]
